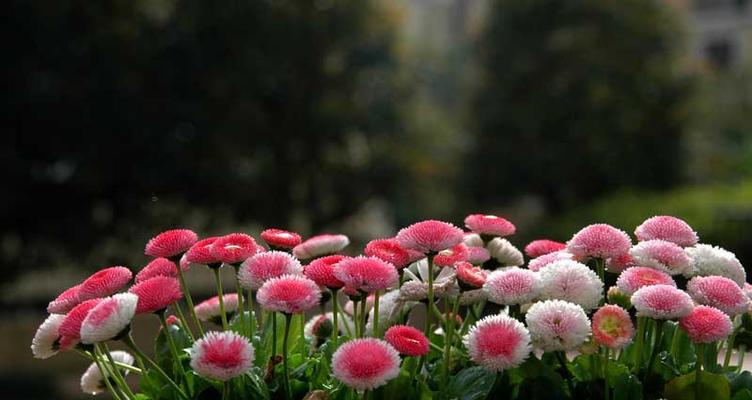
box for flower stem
[352,299,359,338]
[92,344,125,400]
[331,289,340,348]
[234,266,246,336]
[737,344,746,372]
[222,381,230,400]
[633,317,646,371]
[173,302,195,341]
[213,267,229,330]
[556,351,573,394]
[283,313,293,400]
[123,334,189,400]
[360,296,367,338]
[176,267,204,336]
[272,313,278,358]
[100,343,137,400]
[247,288,255,338]
[724,329,738,368]
[159,312,188,388]
[696,343,704,400]
[373,290,380,337]
[425,254,435,338]
[644,320,664,381]
[604,348,610,400]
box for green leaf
[444,366,496,400]
[733,389,752,400]
[664,371,730,400]
[730,371,752,395]
[613,373,643,400]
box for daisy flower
[211,233,259,265]
[463,233,484,248]
[58,299,104,350]
[396,220,464,254]
[635,216,698,247]
[567,224,631,261]
[135,257,184,283]
[257,274,321,314]
[331,338,400,391]
[260,228,302,250]
[190,331,254,381]
[464,214,516,237]
[605,252,637,274]
[238,251,303,290]
[466,246,491,265]
[78,266,133,301]
[399,260,458,301]
[487,238,524,267]
[679,305,733,343]
[591,305,634,349]
[364,238,412,269]
[304,255,348,290]
[194,293,240,324]
[31,314,66,359]
[484,267,541,305]
[464,314,531,371]
[47,284,82,314]
[385,325,429,357]
[333,256,398,294]
[525,300,591,352]
[631,284,694,320]
[524,240,566,258]
[685,244,746,287]
[80,293,138,344]
[145,229,198,258]
[128,276,183,314]
[184,237,221,267]
[616,266,676,296]
[539,260,603,311]
[455,261,489,289]
[293,234,350,260]
[687,276,749,316]
[527,251,574,272]
[366,290,407,334]
[629,240,691,275]
[80,351,135,394]
[434,244,469,267]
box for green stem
[234,267,246,336]
[737,345,746,372]
[645,320,664,381]
[213,268,229,330]
[159,312,188,388]
[123,334,189,400]
[301,314,307,357]
[247,289,255,338]
[604,348,610,400]
[176,267,204,336]
[696,343,704,400]
[360,296,368,339]
[331,289,340,348]
[283,313,293,400]
[425,254,435,338]
[670,324,682,360]
[373,290,380,337]
[173,302,195,341]
[633,317,646,371]
[222,381,230,400]
[556,352,573,394]
[100,343,136,400]
[92,345,125,400]
[724,330,738,368]
[272,314,278,357]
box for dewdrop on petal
[128,276,183,314]
[525,239,566,258]
[464,314,531,371]
[685,244,746,287]
[135,257,184,283]
[539,260,603,311]
[487,238,524,267]
[80,351,135,395]
[31,314,66,359]
[80,293,138,344]
[525,300,591,352]
[483,267,541,305]
[260,228,302,250]
[190,331,254,381]
[635,216,698,247]
[434,244,469,267]
[687,276,749,316]
[47,284,82,314]
[567,224,631,261]
[58,299,104,350]
[331,338,401,391]
[385,325,429,357]
[616,266,676,296]
[145,229,198,258]
[629,240,691,275]
[591,305,634,349]
[257,274,321,314]
[464,214,516,237]
[527,251,574,272]
[679,305,733,343]
[631,284,694,320]
[77,266,133,301]
[293,234,350,260]
[238,251,303,290]
[334,256,398,294]
[194,293,240,324]
[364,238,412,269]
[211,233,259,265]
[396,220,464,254]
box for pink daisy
[47,284,82,314]
[58,299,104,350]
[293,234,350,260]
[616,267,676,296]
[184,237,221,266]
[304,255,348,290]
[687,276,749,316]
[527,251,574,272]
[135,257,184,283]
[260,228,302,250]
[629,239,691,275]
[484,267,541,306]
[635,216,698,247]
[466,246,491,265]
[396,220,464,254]
[567,224,632,260]
[257,275,321,314]
[631,284,694,320]
[539,260,603,310]
[194,294,240,324]
[364,239,411,269]
[31,314,66,359]
[78,267,133,301]
[464,214,516,237]
[211,233,258,265]
[384,325,430,357]
[434,244,469,267]
[455,261,489,289]
[145,229,198,258]
[190,331,254,381]
[463,233,484,248]
[606,253,637,274]
[80,293,138,344]
[238,251,303,290]
[591,305,634,349]
[332,338,401,391]
[679,305,733,343]
[744,283,752,300]
[333,256,399,294]
[524,240,566,258]
[464,314,531,371]
[525,300,591,352]
[128,276,183,314]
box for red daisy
[78,267,133,301]
[260,228,302,250]
[211,233,259,265]
[145,229,198,258]
[128,276,183,314]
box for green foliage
[664,371,730,400]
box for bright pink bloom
[631,284,693,320]
[687,276,749,316]
[527,250,574,272]
[616,267,676,296]
[128,276,183,314]
[304,255,348,289]
[679,305,732,343]
[78,267,133,301]
[184,237,221,266]
[48,284,82,314]
[238,251,303,290]
[524,240,566,258]
[484,267,541,305]
[455,261,488,288]
[257,275,321,314]
[396,220,464,254]
[606,253,637,274]
[591,305,634,349]
[293,234,350,260]
[364,239,411,269]
[145,229,198,258]
[166,315,180,326]
[629,239,691,275]
[332,338,400,390]
[58,299,103,350]
[635,216,698,247]
[260,228,302,250]
[464,214,516,237]
[190,331,254,381]
[466,246,491,264]
[80,293,138,344]
[434,244,469,267]
[194,293,239,323]
[464,314,531,371]
[135,258,184,283]
[567,224,631,260]
[211,233,258,264]
[384,325,429,356]
[333,256,399,294]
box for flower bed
[31,216,752,399]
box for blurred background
[2,0,751,398]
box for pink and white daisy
[332,338,401,391]
[635,216,698,247]
[396,220,464,254]
[434,243,469,267]
[539,260,603,311]
[58,299,104,350]
[364,238,412,269]
[527,251,574,272]
[464,214,516,237]
[591,305,634,349]
[47,284,82,314]
[257,274,321,314]
[616,266,676,296]
[80,351,135,394]
[631,284,694,320]
[260,228,302,250]
[567,224,631,261]
[463,233,484,248]
[605,253,637,274]
[384,325,429,357]
[629,240,691,275]
[293,234,350,260]
[333,256,399,294]
[524,240,567,258]
[464,314,531,371]
[455,261,489,289]
[135,257,184,283]
[483,267,541,305]
[685,244,746,287]
[184,237,221,266]
[211,233,259,265]
[679,305,733,343]
[466,246,491,265]
[128,276,183,314]
[80,293,138,344]
[525,300,591,352]
[145,229,198,258]
[190,331,254,381]
[687,276,749,316]
[194,294,240,324]
[304,255,348,290]
[365,290,406,334]
[31,314,66,359]
[78,266,133,301]
[238,251,303,290]
[487,238,524,267]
